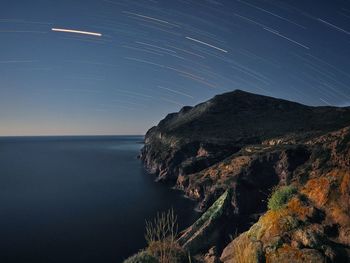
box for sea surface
[0,136,198,263]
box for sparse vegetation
[267,185,297,211]
[231,239,255,263]
[145,208,178,245]
[145,208,185,263]
[140,91,350,262]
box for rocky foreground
[136,90,350,263]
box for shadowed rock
[139,90,350,262]
[140,90,350,183]
[178,190,232,254]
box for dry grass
[232,236,261,263]
[145,208,178,245]
[145,209,184,263]
[147,241,185,263]
[222,233,262,263]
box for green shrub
[123,251,159,263]
[268,185,297,211]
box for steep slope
[220,126,350,263]
[174,126,350,262]
[140,90,350,182]
[138,90,350,263]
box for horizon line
[0,134,144,138]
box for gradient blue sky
[1,0,350,135]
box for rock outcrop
[178,190,233,254]
[139,90,350,262]
[140,90,350,183]
[219,126,350,263]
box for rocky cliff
[139,90,350,263]
[141,90,349,182]
[219,126,350,263]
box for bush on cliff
[145,208,186,263]
[147,241,186,263]
[124,209,188,263]
[268,185,297,211]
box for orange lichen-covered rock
[266,245,325,263]
[286,197,316,221]
[301,177,332,208]
[220,232,263,263]
[248,209,297,242]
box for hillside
[135,90,350,263]
[141,90,350,182]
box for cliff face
[139,90,350,262]
[220,126,350,263]
[140,90,350,183]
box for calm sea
[0,136,198,263]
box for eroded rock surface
[139,90,350,262]
[220,127,350,263]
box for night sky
[1,0,350,135]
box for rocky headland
[133,90,350,263]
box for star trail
[51,28,102,37]
[0,0,350,135]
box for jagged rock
[292,225,324,249]
[203,247,219,263]
[178,190,232,254]
[141,90,350,183]
[139,91,350,262]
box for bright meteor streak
[51,28,102,37]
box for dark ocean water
[0,136,198,263]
